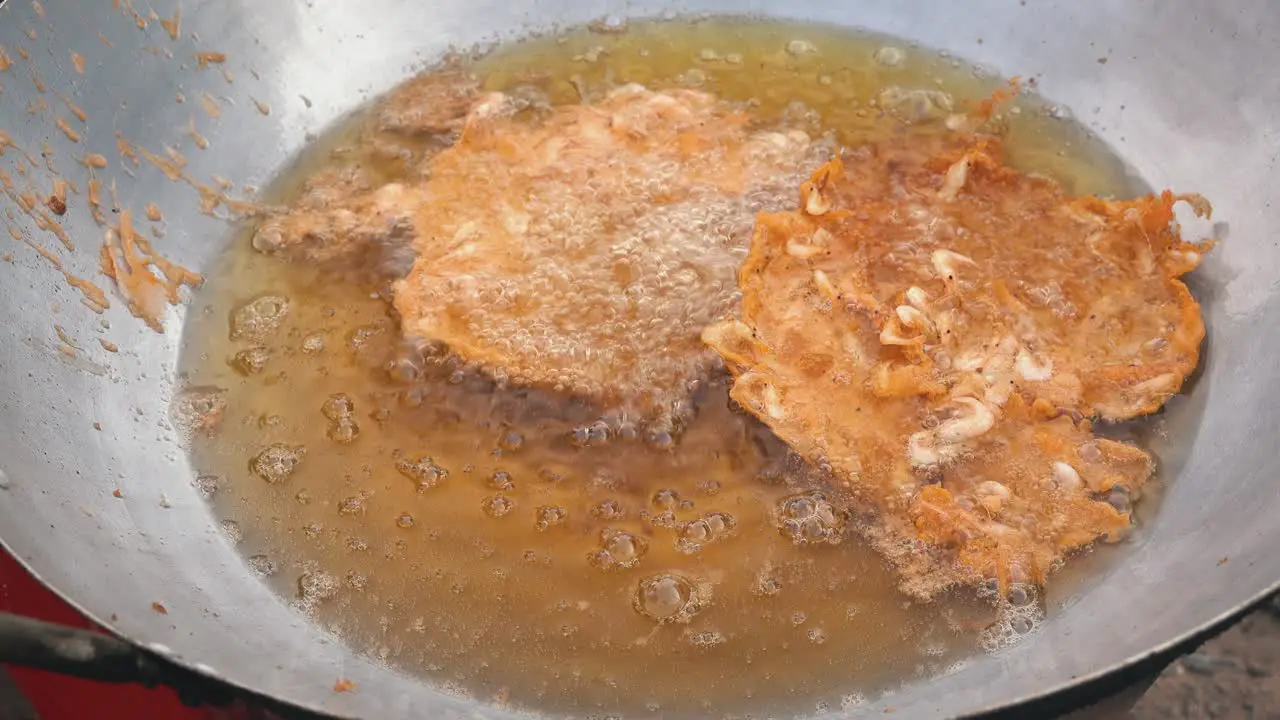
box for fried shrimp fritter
[390,84,829,420]
[250,64,482,271]
[251,171,418,272]
[253,77,828,420]
[704,128,1211,595]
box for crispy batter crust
[706,125,1211,595]
[390,85,828,418]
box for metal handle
[0,612,314,717]
[0,612,166,684]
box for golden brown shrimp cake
[253,79,829,420]
[251,172,417,272]
[908,395,1155,590]
[374,62,481,136]
[792,132,1210,423]
[391,84,829,420]
[251,63,482,270]
[705,128,1210,593]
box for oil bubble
[683,519,711,544]
[498,431,524,452]
[777,491,847,545]
[589,530,648,570]
[483,495,515,519]
[703,511,733,535]
[397,456,448,491]
[220,519,243,544]
[686,630,725,647]
[873,46,906,67]
[1098,486,1132,513]
[489,471,515,490]
[172,386,228,434]
[840,694,866,710]
[752,576,782,597]
[534,505,568,531]
[876,85,954,123]
[347,324,385,351]
[651,488,680,509]
[1077,441,1103,463]
[230,295,290,342]
[230,346,270,376]
[676,511,735,554]
[297,571,339,609]
[337,494,367,517]
[615,422,639,442]
[634,573,700,624]
[648,510,679,529]
[590,14,627,33]
[323,394,360,443]
[570,422,610,448]
[193,475,220,499]
[592,499,623,520]
[1008,584,1034,608]
[645,428,676,451]
[321,393,356,420]
[250,443,306,484]
[786,39,818,56]
[247,554,277,576]
[695,479,721,495]
[386,355,423,384]
[328,417,360,444]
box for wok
[0,0,1277,717]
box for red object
[0,549,212,720]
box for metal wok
[0,0,1277,717]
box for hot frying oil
[179,17,1142,717]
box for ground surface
[1130,596,1280,719]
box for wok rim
[1,2,1277,717]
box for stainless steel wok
[1,1,1277,717]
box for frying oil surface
[180,18,1141,717]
